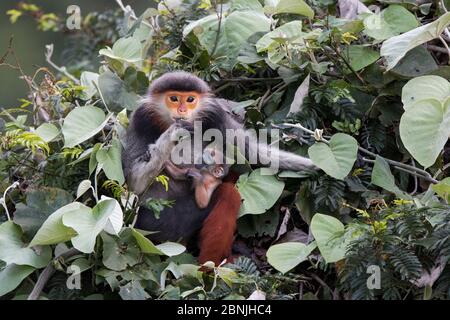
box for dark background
[0,0,152,108]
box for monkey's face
[164,91,200,120]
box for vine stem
[279,123,439,184]
[27,248,80,300]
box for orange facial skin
[164,91,201,119]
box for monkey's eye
[169,96,178,102]
[213,167,224,178]
[186,96,195,103]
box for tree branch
[279,123,438,184]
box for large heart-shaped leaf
[310,214,347,263]
[99,36,143,66]
[266,241,317,274]
[363,5,418,41]
[0,221,51,268]
[236,168,285,216]
[14,188,73,239]
[98,70,140,111]
[101,231,140,271]
[308,133,358,180]
[343,45,380,71]
[35,123,60,142]
[274,0,314,19]
[29,202,83,247]
[371,156,411,199]
[380,12,450,71]
[62,197,123,253]
[399,98,450,168]
[62,105,111,148]
[401,76,450,109]
[131,228,186,256]
[80,71,99,99]
[0,264,35,297]
[96,139,125,185]
[183,10,270,70]
[256,20,303,53]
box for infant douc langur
[164,147,229,209]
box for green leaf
[343,45,380,71]
[432,177,450,203]
[256,20,303,53]
[236,168,285,216]
[401,76,450,109]
[101,230,140,271]
[0,264,35,297]
[119,281,150,300]
[363,5,418,41]
[390,46,438,78]
[99,36,143,66]
[371,156,411,199]
[308,133,358,180]
[98,70,140,111]
[131,228,186,256]
[96,139,125,185]
[266,241,316,273]
[380,12,450,71]
[0,221,51,268]
[156,242,186,257]
[230,0,264,12]
[80,71,99,99]
[29,202,86,247]
[62,197,123,253]
[310,214,347,263]
[35,123,59,142]
[183,10,270,70]
[399,99,450,168]
[14,188,73,239]
[274,0,314,19]
[62,105,111,148]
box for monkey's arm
[164,161,190,180]
[125,124,186,195]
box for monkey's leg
[127,124,188,195]
[198,182,241,265]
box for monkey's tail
[244,140,318,172]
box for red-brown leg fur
[198,181,241,266]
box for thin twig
[438,36,450,64]
[45,44,79,84]
[115,0,152,28]
[210,1,223,58]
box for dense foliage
[0,0,449,300]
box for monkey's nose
[177,105,187,114]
